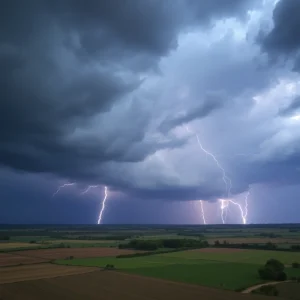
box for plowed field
[0,253,47,267]
[16,247,141,260]
[0,263,97,284]
[0,270,277,300]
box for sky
[1,0,300,224]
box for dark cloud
[261,0,300,54]
[2,0,300,224]
[47,0,260,59]
[2,0,300,214]
[0,0,261,185]
[279,96,300,116]
[259,0,300,69]
[159,91,226,133]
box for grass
[56,256,262,290]
[124,262,262,290]
[46,240,119,248]
[55,248,300,290]
[10,236,55,242]
[164,249,300,265]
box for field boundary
[241,280,293,293]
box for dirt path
[242,281,292,293]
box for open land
[0,242,37,250]
[275,282,300,300]
[0,263,98,284]
[15,247,143,260]
[1,224,300,299]
[0,269,278,300]
[0,247,144,267]
[56,247,300,290]
[0,252,47,267]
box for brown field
[16,247,142,260]
[49,239,117,244]
[207,237,300,244]
[0,263,98,284]
[0,253,47,267]
[0,270,278,300]
[190,247,248,253]
[0,242,37,249]
[276,282,300,300]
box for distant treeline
[119,238,209,251]
[213,241,300,252]
[116,248,191,258]
[72,235,131,241]
[177,232,205,237]
[255,232,281,238]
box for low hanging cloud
[1,0,300,203]
[259,0,300,71]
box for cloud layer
[1,0,300,203]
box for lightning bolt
[53,183,109,224]
[228,189,250,224]
[185,126,232,223]
[80,185,99,195]
[52,183,75,197]
[219,199,229,224]
[199,200,207,224]
[97,186,108,224]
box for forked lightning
[185,125,248,224]
[52,183,75,197]
[53,183,109,224]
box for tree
[258,259,286,281]
[265,259,284,272]
[214,240,220,246]
[105,264,115,270]
[277,271,287,281]
[292,262,300,268]
[258,266,275,280]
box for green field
[165,249,300,264]
[55,249,300,290]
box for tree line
[119,238,209,251]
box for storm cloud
[259,0,300,71]
[1,0,300,219]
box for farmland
[0,263,97,284]
[56,247,300,290]
[15,247,143,260]
[275,282,300,300]
[169,248,300,264]
[0,252,47,267]
[1,224,300,299]
[0,242,37,250]
[0,269,277,300]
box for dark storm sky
[1,0,300,224]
